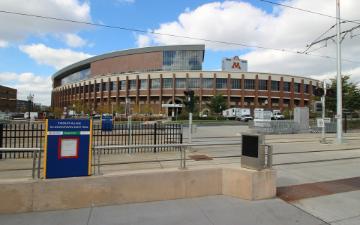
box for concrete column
[160,74,163,113]
[172,73,176,103]
[227,74,231,107]
[267,76,272,109]
[290,78,295,110]
[108,78,111,112]
[280,77,284,111]
[116,77,120,106]
[147,74,150,104]
[300,79,304,107]
[199,73,203,111]
[255,75,259,107]
[241,74,245,107]
[213,73,216,95]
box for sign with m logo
[232,62,241,69]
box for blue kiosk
[44,119,92,179]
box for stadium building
[51,44,319,115]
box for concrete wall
[0,167,275,214]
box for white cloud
[0,72,52,106]
[138,0,360,83]
[64,33,87,48]
[136,34,151,48]
[0,0,91,45]
[0,40,8,48]
[19,43,93,70]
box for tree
[326,75,360,114]
[183,91,199,115]
[207,94,227,115]
[52,107,63,118]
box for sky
[0,0,360,106]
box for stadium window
[216,78,227,89]
[188,78,200,89]
[294,83,301,93]
[163,78,173,89]
[129,80,137,90]
[231,79,241,89]
[271,81,280,91]
[283,82,291,92]
[140,80,147,90]
[258,80,268,90]
[119,80,126,90]
[244,79,255,89]
[202,78,213,88]
[151,79,160,89]
[175,78,186,89]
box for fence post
[153,123,157,153]
[0,124,3,159]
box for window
[231,79,241,89]
[129,80,137,90]
[119,80,126,90]
[202,78,213,88]
[151,79,160,89]
[283,82,291,92]
[175,78,186,89]
[140,80,147,90]
[271,81,280,91]
[95,83,100,92]
[244,79,255,89]
[294,83,301,93]
[304,84,309,94]
[216,78,227,89]
[258,80,268,90]
[188,78,200,89]
[163,78,173,89]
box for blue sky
[0,0,359,105]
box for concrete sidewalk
[0,195,326,225]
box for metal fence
[250,120,302,134]
[92,123,183,154]
[0,122,183,159]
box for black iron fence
[0,122,183,159]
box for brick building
[0,85,17,112]
[51,45,319,115]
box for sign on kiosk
[44,119,92,179]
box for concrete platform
[0,195,326,225]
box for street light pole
[336,0,343,143]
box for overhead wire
[0,9,359,64]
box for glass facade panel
[61,68,91,85]
[188,78,200,89]
[258,80,268,90]
[175,78,186,89]
[283,82,291,92]
[216,78,227,89]
[129,80,137,90]
[140,80,147,89]
[231,79,241,89]
[151,79,160,89]
[163,50,203,71]
[163,78,173,88]
[244,79,255,89]
[95,83,100,92]
[271,81,280,91]
[202,78,213,88]
[294,83,301,93]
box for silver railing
[0,147,42,179]
[92,141,243,174]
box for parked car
[236,114,253,122]
[271,112,285,120]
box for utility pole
[336,0,343,143]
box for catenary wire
[0,9,359,64]
[257,0,360,25]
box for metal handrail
[93,141,242,150]
[92,141,243,174]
